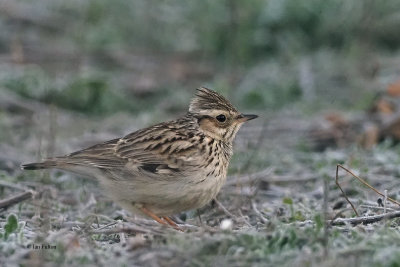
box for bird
[22,87,258,230]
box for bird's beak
[237,114,258,123]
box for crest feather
[188,87,237,114]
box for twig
[384,189,388,214]
[0,190,35,210]
[213,198,252,226]
[89,223,170,235]
[93,221,118,231]
[331,210,400,226]
[237,209,252,227]
[214,198,236,218]
[90,226,151,235]
[251,201,269,224]
[335,164,400,216]
[335,165,359,216]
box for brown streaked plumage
[22,87,258,230]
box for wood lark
[22,87,258,230]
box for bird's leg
[162,216,182,231]
[139,206,168,226]
[139,206,183,231]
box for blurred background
[1,0,400,169]
[2,0,400,114]
[2,0,400,265]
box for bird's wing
[62,138,126,168]
[115,123,201,176]
[61,123,202,177]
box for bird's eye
[216,114,226,122]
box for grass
[2,109,400,266]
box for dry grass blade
[335,165,359,216]
[251,201,269,224]
[331,210,400,226]
[90,226,154,235]
[335,164,400,217]
[0,190,35,210]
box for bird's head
[188,87,258,143]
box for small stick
[214,198,236,218]
[251,201,269,224]
[335,165,400,216]
[93,221,118,231]
[336,165,359,216]
[331,210,400,226]
[384,190,388,214]
[89,226,153,235]
[0,190,35,209]
[214,198,252,227]
[338,165,400,205]
[238,208,253,227]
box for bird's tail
[21,160,58,170]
